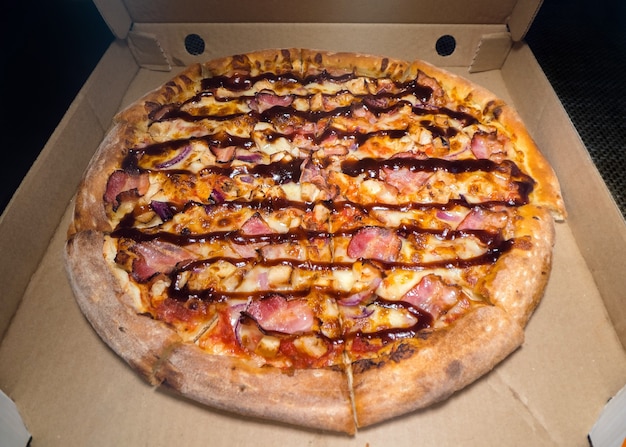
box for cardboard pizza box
[1,0,625,445]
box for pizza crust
[65,230,182,383]
[351,305,524,428]
[480,204,556,326]
[300,49,410,80]
[70,123,135,235]
[155,342,356,434]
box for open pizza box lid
[94,0,541,72]
[1,0,625,445]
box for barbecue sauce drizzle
[111,70,534,345]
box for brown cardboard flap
[128,30,172,71]
[508,0,544,41]
[0,101,104,339]
[121,0,518,24]
[93,0,541,41]
[131,22,507,69]
[469,32,512,72]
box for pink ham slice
[209,145,236,163]
[104,170,149,207]
[382,166,433,194]
[299,159,326,187]
[131,240,197,282]
[470,131,506,159]
[246,294,314,334]
[456,207,508,232]
[401,274,461,321]
[347,227,402,262]
[248,90,294,113]
[241,213,273,236]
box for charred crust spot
[118,326,126,333]
[351,343,417,373]
[352,358,378,374]
[416,330,432,341]
[484,100,504,120]
[281,367,296,377]
[232,54,248,70]
[239,384,247,392]
[281,49,291,60]
[446,360,462,380]
[314,52,323,65]
[144,101,162,114]
[389,343,416,363]
[380,58,389,72]
[492,106,503,120]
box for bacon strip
[347,227,401,262]
[401,275,461,320]
[470,131,505,160]
[456,207,508,232]
[131,240,197,282]
[241,213,273,235]
[210,145,236,163]
[246,295,314,334]
[104,170,149,207]
[381,166,433,194]
[249,90,294,113]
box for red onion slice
[234,314,265,352]
[209,187,226,204]
[155,144,192,169]
[338,289,373,306]
[235,149,263,164]
[337,277,382,306]
[341,304,375,320]
[436,209,463,224]
[150,200,174,221]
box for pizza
[64,49,566,434]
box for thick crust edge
[64,230,182,383]
[351,305,524,428]
[155,343,356,434]
[480,205,556,327]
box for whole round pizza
[65,49,565,433]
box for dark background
[1,0,625,215]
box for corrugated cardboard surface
[128,22,508,70]
[1,25,626,446]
